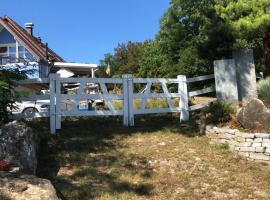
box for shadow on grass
[33,114,199,199]
[0,193,11,200]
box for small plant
[202,101,236,125]
[220,142,230,150]
[257,77,270,107]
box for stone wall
[206,126,270,162]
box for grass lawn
[31,115,270,200]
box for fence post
[49,74,56,134]
[127,75,134,126]
[55,74,61,130]
[178,75,189,122]
[122,75,129,126]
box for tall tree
[157,0,234,77]
[216,0,270,75]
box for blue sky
[1,0,170,64]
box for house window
[0,46,7,55]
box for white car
[12,100,50,114]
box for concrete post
[214,59,239,102]
[233,49,257,103]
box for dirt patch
[34,115,270,200]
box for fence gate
[15,74,216,134]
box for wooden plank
[55,74,61,130]
[161,82,174,109]
[188,87,215,97]
[189,99,217,111]
[128,76,134,126]
[100,82,116,113]
[178,75,189,122]
[58,77,122,84]
[49,74,56,134]
[133,93,180,99]
[134,107,182,115]
[61,110,123,117]
[122,75,129,126]
[133,78,178,84]
[140,82,151,110]
[61,94,123,100]
[187,74,214,83]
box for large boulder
[0,172,59,200]
[237,99,270,130]
[0,121,39,174]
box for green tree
[112,41,143,76]
[216,0,270,75]
[138,40,172,77]
[157,0,234,77]
[0,66,33,124]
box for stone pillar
[214,59,239,102]
[233,49,257,103]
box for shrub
[257,78,270,107]
[0,66,34,124]
[201,101,236,125]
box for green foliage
[257,77,270,107]
[202,101,235,124]
[216,0,270,75]
[100,42,143,77]
[0,66,33,124]
[100,0,270,78]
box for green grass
[29,115,270,200]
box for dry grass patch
[33,115,270,200]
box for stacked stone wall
[206,126,270,162]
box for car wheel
[23,107,38,114]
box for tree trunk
[263,29,270,76]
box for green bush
[202,101,235,125]
[0,66,34,124]
[257,78,270,107]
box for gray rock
[262,142,270,148]
[252,143,262,147]
[255,133,270,139]
[0,121,39,174]
[239,147,256,152]
[0,172,59,200]
[249,153,270,161]
[255,147,265,153]
[237,99,270,130]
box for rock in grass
[0,172,59,200]
[237,99,270,131]
[0,121,39,174]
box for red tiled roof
[0,15,64,62]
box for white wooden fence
[15,74,215,134]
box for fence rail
[14,73,216,134]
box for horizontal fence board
[16,78,49,84]
[61,110,123,117]
[133,93,181,99]
[58,78,122,84]
[20,95,50,101]
[134,107,182,115]
[133,78,179,84]
[11,111,49,119]
[189,99,217,111]
[61,94,123,100]
[187,74,214,83]
[188,87,215,97]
